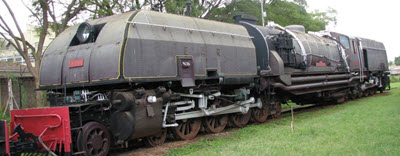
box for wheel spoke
[186,123,191,135]
[182,123,186,135]
[211,118,216,128]
[89,148,94,155]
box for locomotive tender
[0,10,389,155]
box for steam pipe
[273,76,366,91]
[291,74,353,83]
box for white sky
[306,0,400,62]
[1,0,399,61]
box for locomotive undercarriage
[38,79,281,155]
[2,71,388,156]
[40,71,386,155]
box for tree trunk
[34,77,41,108]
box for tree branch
[0,15,23,54]
[2,0,29,57]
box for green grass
[391,81,400,88]
[166,83,400,156]
[391,75,400,83]
[281,101,296,109]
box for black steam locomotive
[0,10,389,155]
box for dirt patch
[112,131,236,156]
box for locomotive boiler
[0,10,389,156]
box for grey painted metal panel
[293,32,342,72]
[123,10,257,79]
[89,12,132,81]
[40,11,134,86]
[63,44,92,83]
[40,24,79,86]
[40,10,257,88]
[361,38,388,72]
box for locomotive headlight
[147,96,157,103]
[76,22,95,43]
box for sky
[306,0,400,62]
[0,0,399,61]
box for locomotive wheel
[349,93,357,100]
[364,90,370,97]
[372,88,377,95]
[272,102,282,119]
[230,109,252,128]
[252,104,269,123]
[172,119,201,140]
[144,129,167,147]
[77,122,110,156]
[204,115,229,133]
[357,91,363,98]
[369,89,376,95]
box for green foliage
[85,0,335,32]
[208,0,263,24]
[389,61,394,66]
[266,0,335,31]
[166,83,400,155]
[207,0,336,32]
[395,56,400,66]
[165,0,193,16]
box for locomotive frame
[0,10,390,156]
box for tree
[165,0,224,18]
[0,0,87,107]
[85,0,168,19]
[395,56,400,66]
[201,0,337,32]
[266,0,336,31]
[208,0,264,24]
[388,61,393,66]
[85,0,139,19]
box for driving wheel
[204,115,229,133]
[172,119,201,140]
[77,122,110,156]
[144,129,167,147]
[230,109,252,128]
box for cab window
[339,36,350,49]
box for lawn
[391,75,400,83]
[166,83,400,156]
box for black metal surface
[0,120,6,155]
[9,124,38,155]
[238,22,271,71]
[110,111,135,141]
[274,32,297,67]
[361,38,388,72]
